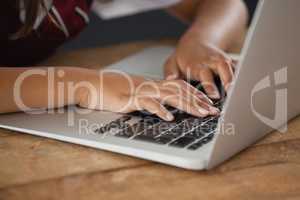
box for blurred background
[60,0,259,52]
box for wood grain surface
[0,40,299,200]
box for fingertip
[203,86,221,100]
[159,111,174,121]
[164,57,180,81]
[166,74,178,80]
[208,91,221,100]
[205,96,214,105]
[209,106,220,115]
[165,112,175,121]
[198,107,210,116]
[196,94,212,105]
[203,87,220,100]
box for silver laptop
[0,0,299,170]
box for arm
[165,0,248,99]
[0,67,89,113]
[0,67,218,119]
[167,0,248,50]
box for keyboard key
[134,134,173,144]
[185,128,205,139]
[169,136,195,148]
[155,122,177,133]
[199,121,216,134]
[94,116,132,135]
[163,126,184,139]
[188,133,215,150]
[108,121,123,130]
[187,142,203,150]
[201,133,215,144]
[129,111,151,118]
[113,127,132,138]
[133,135,158,143]
[94,126,108,134]
[115,120,149,138]
[209,117,219,125]
[142,117,161,126]
[109,124,130,136]
[185,117,218,139]
[185,118,204,128]
[139,126,161,138]
[174,113,190,122]
[114,116,132,128]
[132,121,176,139]
[116,115,132,123]
[155,135,174,144]
[195,125,211,135]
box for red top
[0,0,93,66]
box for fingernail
[209,92,221,99]
[206,97,214,105]
[166,112,174,121]
[198,108,210,116]
[209,107,220,115]
[166,74,178,80]
[197,94,214,105]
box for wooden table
[0,40,300,200]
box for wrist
[180,25,229,50]
[60,67,99,106]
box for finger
[138,98,174,121]
[160,81,220,115]
[169,96,210,118]
[177,83,220,115]
[158,93,211,118]
[160,87,217,114]
[199,68,221,100]
[180,80,214,105]
[164,56,181,80]
[186,93,220,115]
[217,60,234,92]
[162,80,214,105]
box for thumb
[164,56,180,80]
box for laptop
[0,0,299,170]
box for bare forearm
[0,67,93,113]
[180,0,248,50]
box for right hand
[77,70,220,121]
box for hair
[12,0,44,39]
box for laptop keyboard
[94,80,225,151]
[94,98,225,151]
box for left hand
[164,33,235,99]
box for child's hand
[77,71,219,121]
[164,34,235,100]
